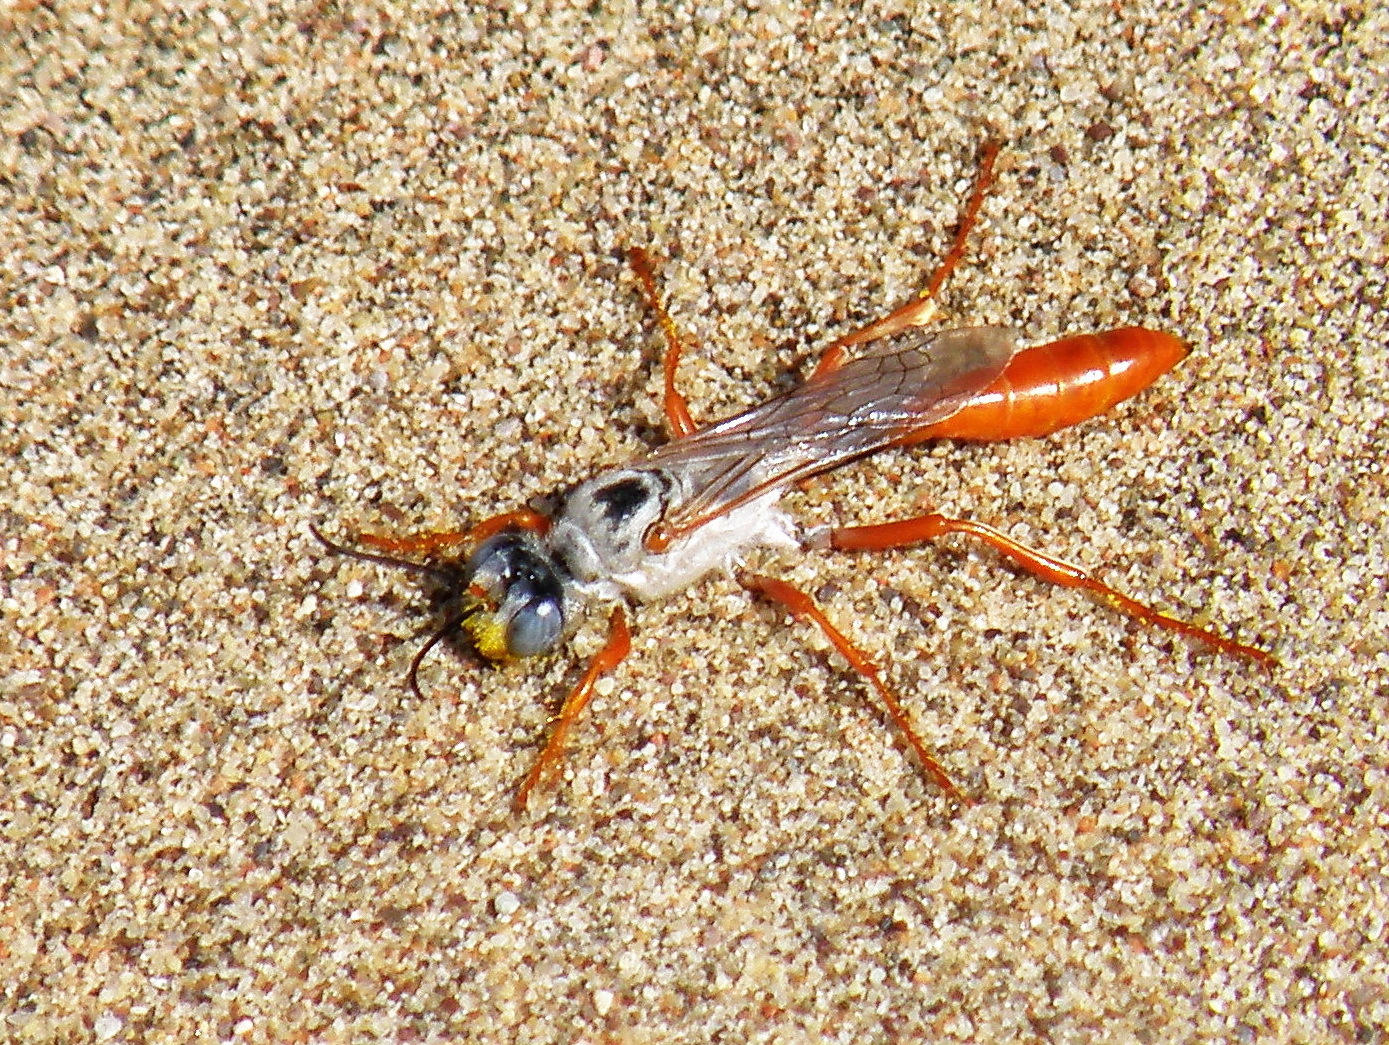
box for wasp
[311,141,1274,810]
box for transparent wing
[640,326,1019,538]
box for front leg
[513,606,632,812]
[353,508,551,556]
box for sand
[3,1,1386,1041]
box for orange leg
[810,139,1001,381]
[921,139,1002,302]
[741,572,963,800]
[831,514,1276,666]
[357,508,550,557]
[628,246,698,439]
[514,606,632,811]
[357,529,471,556]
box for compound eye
[505,597,565,658]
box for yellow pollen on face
[463,612,511,662]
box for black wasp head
[308,524,568,699]
[459,531,567,660]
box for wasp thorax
[461,532,567,660]
[549,469,673,582]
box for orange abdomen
[921,327,1189,441]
